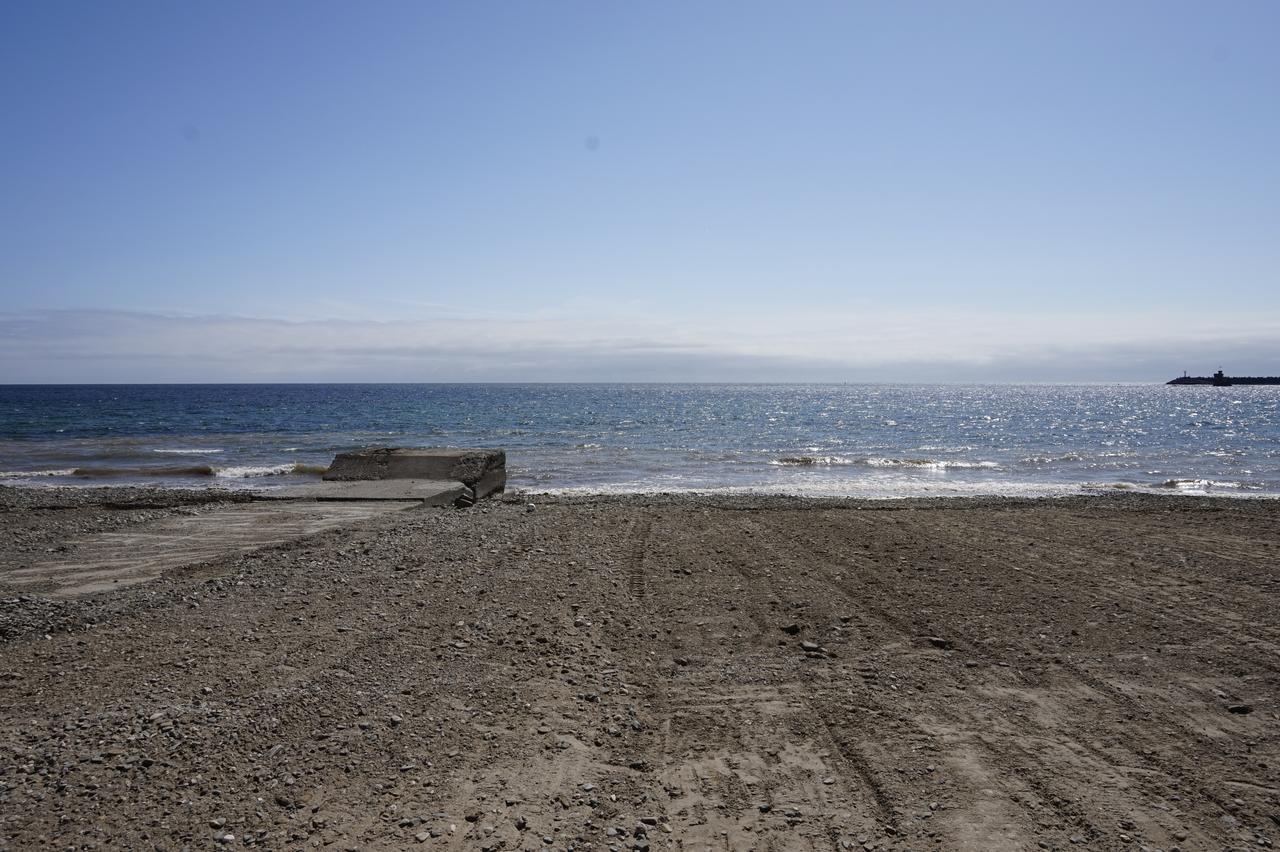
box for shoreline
[4,479,1280,510]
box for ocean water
[1,383,1278,498]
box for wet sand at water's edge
[1,486,1277,851]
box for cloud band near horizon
[1,308,1276,384]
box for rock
[782,624,801,635]
[1227,703,1253,714]
[801,641,821,652]
[927,637,952,650]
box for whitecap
[154,448,224,455]
[214,464,295,478]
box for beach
[1,486,1277,850]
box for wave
[71,465,215,477]
[1159,478,1255,491]
[866,458,1000,470]
[772,455,1000,471]
[773,456,857,466]
[1019,453,1083,465]
[215,463,326,478]
[772,455,999,470]
[3,462,326,480]
[153,448,224,455]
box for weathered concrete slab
[275,479,469,505]
[3,502,418,598]
[324,447,506,499]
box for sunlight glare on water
[0,384,1277,498]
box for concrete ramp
[3,448,508,599]
[4,501,417,598]
[274,479,468,504]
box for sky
[2,0,1278,382]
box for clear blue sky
[2,1,1278,381]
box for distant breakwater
[1168,375,1280,386]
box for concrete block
[324,448,505,491]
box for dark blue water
[1,384,1278,497]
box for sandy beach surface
[1,487,1277,851]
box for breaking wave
[70,465,216,477]
[215,463,327,478]
[2,462,327,480]
[1019,453,1083,464]
[865,458,1000,470]
[1159,478,1255,491]
[773,456,858,466]
[773,456,999,470]
[153,448,224,455]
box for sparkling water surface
[1,384,1277,497]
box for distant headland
[1168,370,1280,386]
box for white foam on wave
[1019,453,1083,464]
[771,455,859,466]
[1159,478,1255,492]
[771,455,1000,470]
[762,455,1003,468]
[153,448,224,455]
[0,468,77,478]
[214,464,295,479]
[864,458,1000,470]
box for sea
[1,383,1278,498]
